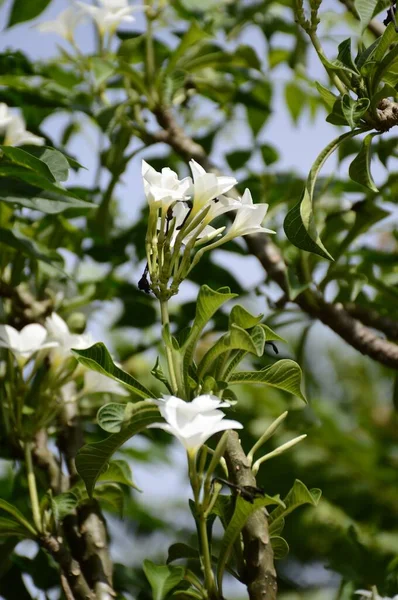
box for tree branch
[338,0,386,37]
[225,432,277,600]
[343,302,398,341]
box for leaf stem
[24,441,42,533]
[160,300,179,395]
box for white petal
[19,324,48,351]
[46,313,70,339]
[189,159,207,180]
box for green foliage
[143,560,185,600]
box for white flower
[223,189,274,240]
[204,194,241,224]
[37,8,85,42]
[189,160,237,216]
[142,160,192,211]
[0,103,13,133]
[83,370,129,396]
[77,0,137,35]
[355,590,398,600]
[4,114,45,147]
[45,313,93,362]
[0,324,58,360]
[149,394,243,454]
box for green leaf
[229,305,263,330]
[341,95,370,129]
[181,286,237,385]
[75,402,160,496]
[259,324,287,344]
[284,128,365,260]
[226,150,251,170]
[72,343,153,400]
[91,58,115,87]
[167,543,199,564]
[0,517,32,538]
[315,81,338,110]
[260,143,279,166]
[285,81,306,123]
[151,357,172,393]
[197,324,265,380]
[349,133,379,192]
[0,499,37,536]
[51,492,78,522]
[228,359,307,403]
[0,227,63,269]
[216,494,284,593]
[26,147,70,182]
[0,194,95,214]
[0,146,54,181]
[97,402,129,433]
[165,21,209,75]
[371,43,398,91]
[336,39,359,73]
[143,560,185,600]
[355,0,380,32]
[7,0,51,27]
[94,483,124,516]
[268,479,322,531]
[96,460,139,489]
[271,536,290,560]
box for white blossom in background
[222,188,274,240]
[142,160,192,211]
[188,159,237,216]
[0,103,13,132]
[37,7,85,42]
[45,313,93,363]
[77,0,137,35]
[355,590,398,600]
[149,394,243,455]
[83,370,129,396]
[0,324,58,360]
[4,114,45,147]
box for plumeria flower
[355,590,398,600]
[204,194,242,224]
[83,370,129,396]
[0,324,58,360]
[45,312,93,364]
[142,160,192,212]
[223,188,275,241]
[188,159,237,217]
[37,8,85,42]
[4,114,45,147]
[0,103,13,132]
[149,394,243,455]
[76,0,137,35]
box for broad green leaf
[271,536,289,560]
[91,58,115,87]
[167,543,199,564]
[72,343,153,399]
[197,324,265,379]
[259,324,287,344]
[97,402,129,433]
[143,560,185,600]
[349,133,380,192]
[341,95,370,129]
[182,286,237,385]
[284,128,366,260]
[96,460,139,489]
[285,81,306,123]
[216,494,284,593]
[228,359,307,403]
[51,492,78,522]
[25,147,70,182]
[229,305,263,330]
[268,479,322,530]
[355,0,379,32]
[0,165,81,198]
[0,499,37,536]
[315,81,338,110]
[226,150,251,170]
[7,0,51,27]
[0,146,54,181]
[371,43,398,91]
[319,39,359,77]
[0,517,32,538]
[0,193,95,214]
[165,21,209,75]
[260,143,279,166]
[94,483,124,516]
[373,22,397,63]
[0,227,63,269]
[75,402,160,496]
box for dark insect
[212,477,265,504]
[138,264,151,294]
[384,1,398,31]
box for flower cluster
[141,159,274,298]
[37,0,139,41]
[0,104,44,147]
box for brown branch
[343,302,398,341]
[41,534,95,600]
[0,280,53,327]
[225,432,277,600]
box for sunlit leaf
[143,560,185,600]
